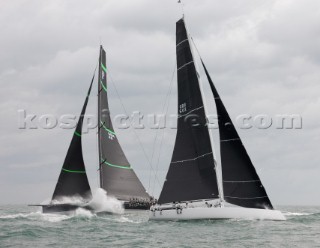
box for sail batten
[171,151,213,164]
[98,46,149,201]
[201,60,273,210]
[158,18,219,205]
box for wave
[87,188,124,214]
[38,188,124,215]
[0,210,97,223]
[0,212,40,220]
[0,189,124,223]
[0,207,97,223]
[283,211,313,216]
[0,211,70,222]
[114,216,147,224]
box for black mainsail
[201,61,273,209]
[51,73,95,201]
[98,46,149,201]
[158,19,219,204]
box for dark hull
[29,204,93,214]
[123,202,150,210]
[41,203,149,212]
[30,201,150,213]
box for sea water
[0,205,319,247]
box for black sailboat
[150,18,285,220]
[158,18,220,205]
[31,46,150,213]
[97,47,150,210]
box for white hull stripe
[178,106,204,118]
[178,61,194,71]
[171,152,213,164]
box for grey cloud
[0,0,319,205]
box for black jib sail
[201,61,273,209]
[51,73,95,201]
[98,46,149,201]
[158,19,219,204]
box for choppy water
[0,205,319,247]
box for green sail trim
[101,63,107,73]
[74,131,81,137]
[100,121,116,135]
[100,80,107,92]
[62,168,86,173]
[101,159,132,170]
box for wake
[87,188,124,214]
[283,211,313,216]
[41,188,124,214]
[0,211,72,222]
[0,188,125,222]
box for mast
[158,18,219,204]
[51,71,95,201]
[184,17,224,204]
[98,46,103,189]
[97,46,149,201]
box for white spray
[87,188,124,214]
[40,188,124,215]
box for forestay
[52,71,95,201]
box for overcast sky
[0,0,319,206]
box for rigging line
[189,32,225,202]
[147,63,176,193]
[151,64,176,196]
[178,0,185,18]
[171,152,213,164]
[190,36,203,61]
[96,93,101,187]
[95,69,102,187]
[107,71,162,189]
[151,120,166,196]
